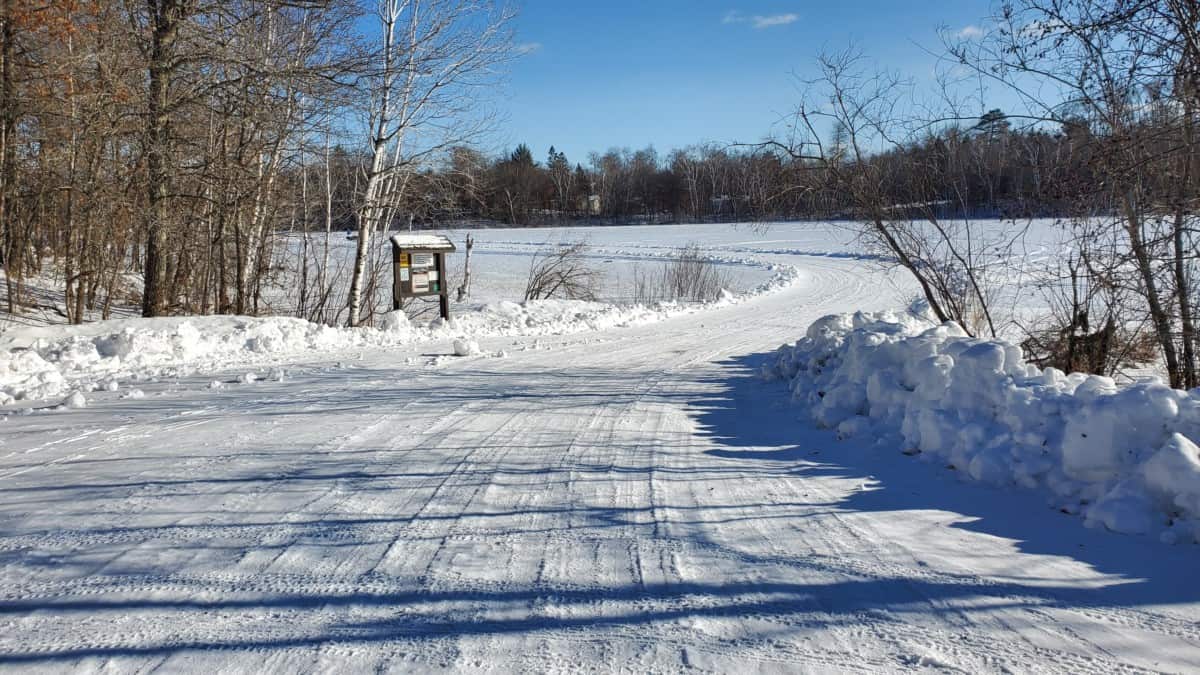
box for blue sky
[493,1,999,164]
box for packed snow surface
[1,222,1198,672]
[766,309,1200,543]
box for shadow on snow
[0,350,1196,664]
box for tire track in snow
[0,251,1195,672]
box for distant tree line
[302,118,1106,229]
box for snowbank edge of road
[765,308,1200,544]
[0,265,799,407]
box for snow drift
[0,302,683,405]
[765,309,1200,543]
[0,264,798,406]
[0,316,383,405]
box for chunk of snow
[1087,481,1160,535]
[380,310,411,333]
[453,339,481,357]
[1139,433,1200,517]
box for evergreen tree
[974,109,1011,139]
[510,143,535,167]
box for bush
[633,244,732,304]
[524,241,599,301]
[1021,312,1159,376]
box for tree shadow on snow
[689,351,1200,608]
[2,350,1200,665]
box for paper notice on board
[412,272,429,292]
[400,269,410,282]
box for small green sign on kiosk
[391,233,456,320]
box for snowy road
[2,252,1199,673]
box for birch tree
[346,0,512,327]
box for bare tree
[761,47,1010,336]
[346,0,513,327]
[951,0,1200,385]
[0,0,17,313]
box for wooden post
[436,251,450,320]
[392,244,402,311]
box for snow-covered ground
[1,222,1198,672]
[0,238,798,406]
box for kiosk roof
[389,233,456,251]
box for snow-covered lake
[276,219,1070,330]
[279,221,859,318]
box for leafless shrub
[1019,237,1159,377]
[632,244,732,304]
[660,244,731,303]
[1022,314,1158,377]
[631,263,655,305]
[523,241,599,301]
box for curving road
[1,252,1199,673]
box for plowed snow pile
[0,265,796,405]
[766,309,1200,543]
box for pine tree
[974,109,1010,139]
[510,143,534,167]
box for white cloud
[956,24,984,40]
[722,10,799,29]
[516,42,542,55]
[752,13,798,29]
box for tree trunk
[348,130,392,326]
[143,0,183,317]
[1122,192,1182,387]
[1172,99,1197,388]
[456,233,473,302]
[0,0,15,313]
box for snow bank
[0,316,381,404]
[0,263,798,406]
[765,309,1200,543]
[454,299,679,336]
[0,302,673,404]
[450,262,797,337]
